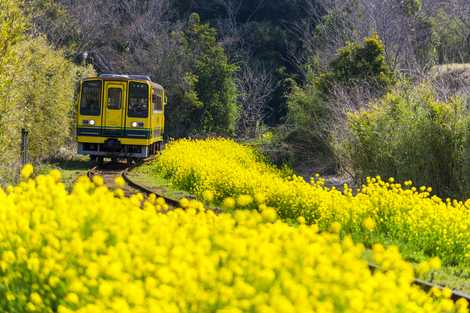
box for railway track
[86,158,180,207]
[368,263,470,303]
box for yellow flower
[429,257,441,271]
[415,261,431,276]
[99,282,114,298]
[254,193,266,204]
[114,189,125,198]
[26,303,36,312]
[261,208,277,222]
[223,197,236,209]
[237,195,253,207]
[456,298,468,310]
[6,292,15,302]
[441,299,455,312]
[115,176,125,187]
[179,197,189,208]
[21,164,34,179]
[430,287,442,298]
[156,197,166,206]
[362,217,376,231]
[92,175,104,186]
[202,190,214,202]
[49,169,62,182]
[30,292,42,305]
[442,287,452,299]
[48,276,60,287]
[329,222,341,234]
[65,293,79,305]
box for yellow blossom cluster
[153,139,470,266]
[0,168,466,312]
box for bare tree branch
[236,62,274,138]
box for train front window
[107,88,122,110]
[80,81,102,116]
[128,82,148,118]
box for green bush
[0,0,28,183]
[317,33,395,95]
[0,0,92,183]
[278,34,395,173]
[15,37,92,161]
[336,81,470,198]
[283,70,335,171]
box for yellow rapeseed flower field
[153,138,470,267]
[0,168,466,312]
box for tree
[280,34,394,173]
[336,82,470,198]
[168,13,238,137]
[0,0,26,59]
[0,0,28,182]
[236,62,274,138]
[431,8,470,64]
[280,68,335,172]
[290,0,441,75]
[0,0,91,183]
[317,33,395,95]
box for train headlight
[89,120,96,126]
[132,122,144,128]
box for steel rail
[368,262,470,302]
[121,163,181,207]
[87,158,181,208]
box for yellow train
[76,74,166,162]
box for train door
[103,81,126,136]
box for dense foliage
[279,5,470,193]
[0,167,467,312]
[284,71,331,167]
[0,0,91,183]
[150,139,470,267]
[173,0,323,125]
[282,34,395,171]
[316,33,394,95]
[336,82,470,198]
[168,13,238,137]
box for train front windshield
[80,80,102,116]
[128,82,149,118]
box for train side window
[152,92,157,111]
[152,91,163,112]
[80,80,102,116]
[107,88,122,110]
[128,82,149,118]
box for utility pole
[20,128,29,167]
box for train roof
[84,73,164,90]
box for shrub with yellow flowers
[150,139,470,267]
[0,167,467,312]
